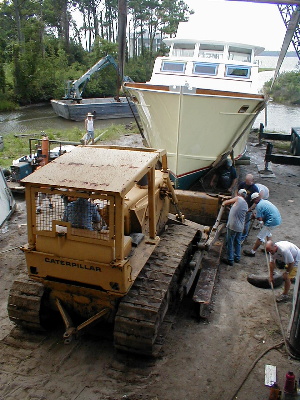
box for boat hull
[51,97,136,121]
[125,83,265,189]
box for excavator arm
[63,55,119,101]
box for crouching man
[243,193,281,257]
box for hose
[228,243,294,400]
[228,341,284,400]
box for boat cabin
[149,39,264,93]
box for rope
[263,243,295,358]
[228,242,295,400]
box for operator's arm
[248,202,256,212]
[228,177,237,192]
[222,196,238,206]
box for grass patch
[0,124,137,169]
[0,99,19,112]
[96,124,124,141]
[273,141,291,154]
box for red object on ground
[284,371,295,394]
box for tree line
[0,0,193,108]
[264,69,300,105]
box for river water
[0,105,133,136]
[253,56,300,133]
[0,56,299,135]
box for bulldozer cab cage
[21,145,173,295]
[34,190,112,241]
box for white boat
[0,168,16,228]
[124,38,266,189]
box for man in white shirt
[255,183,269,200]
[266,240,300,303]
[85,112,95,145]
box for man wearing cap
[221,188,248,265]
[266,240,300,302]
[243,194,282,257]
[85,112,95,145]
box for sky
[177,0,288,51]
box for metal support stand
[258,123,264,145]
[264,142,273,172]
[287,285,300,359]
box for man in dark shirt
[238,174,259,242]
[63,197,100,230]
[210,159,237,193]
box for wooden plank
[181,250,205,296]
[193,239,223,318]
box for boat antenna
[271,6,300,89]
[117,0,127,98]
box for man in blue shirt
[63,197,100,230]
[243,192,282,257]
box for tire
[247,271,283,289]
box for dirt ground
[0,131,300,400]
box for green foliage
[0,135,29,168]
[0,99,19,112]
[264,71,300,105]
[82,39,120,97]
[125,52,156,82]
[0,0,192,105]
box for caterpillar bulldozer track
[7,145,224,356]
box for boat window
[172,43,195,57]
[161,61,186,73]
[198,44,224,59]
[225,65,250,79]
[193,62,218,76]
[228,46,251,62]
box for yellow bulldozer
[7,145,224,356]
